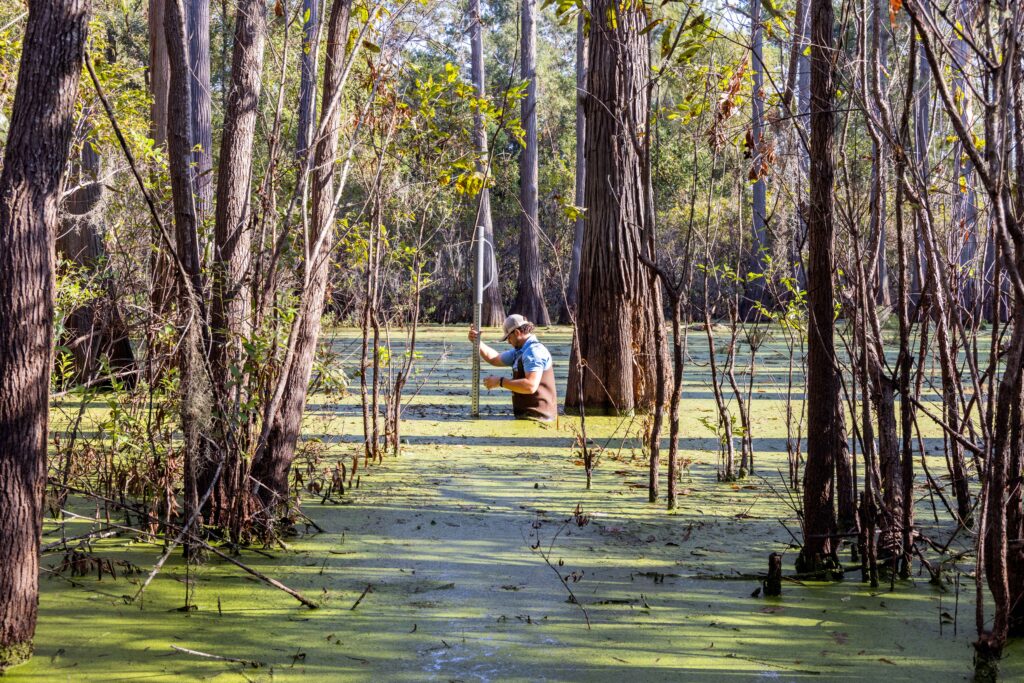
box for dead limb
[906,395,984,456]
[524,516,591,629]
[132,459,225,604]
[170,645,265,668]
[41,527,121,553]
[201,538,319,609]
[350,583,373,610]
[51,480,318,609]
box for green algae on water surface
[18,326,1022,681]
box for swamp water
[12,326,1022,681]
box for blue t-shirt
[498,336,552,373]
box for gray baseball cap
[500,314,530,341]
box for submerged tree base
[973,635,1002,683]
[0,641,33,673]
[561,405,638,417]
[794,549,844,580]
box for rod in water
[472,226,484,417]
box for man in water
[467,314,557,421]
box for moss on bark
[0,640,33,672]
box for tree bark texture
[746,0,768,311]
[250,0,352,509]
[186,0,213,219]
[148,0,175,366]
[797,0,840,573]
[793,0,810,290]
[512,0,549,325]
[297,0,321,159]
[149,0,170,145]
[203,0,267,532]
[468,0,504,326]
[564,0,664,415]
[952,0,978,314]
[560,10,587,324]
[982,296,1023,646]
[0,0,89,669]
[166,0,213,542]
[909,2,930,311]
[868,0,890,306]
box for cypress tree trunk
[186,0,213,219]
[980,291,1023,662]
[250,0,352,510]
[166,0,213,548]
[149,0,170,144]
[296,0,320,158]
[468,0,504,326]
[952,0,978,315]
[909,3,930,313]
[148,0,175,371]
[512,0,550,324]
[559,10,586,324]
[797,0,840,573]
[746,0,769,312]
[0,0,89,669]
[565,0,664,415]
[203,0,267,533]
[793,0,810,290]
[868,0,890,306]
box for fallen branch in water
[41,527,121,553]
[351,583,374,610]
[724,652,820,675]
[170,645,265,668]
[525,510,591,630]
[49,481,318,609]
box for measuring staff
[467,314,557,422]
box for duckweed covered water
[13,326,1021,681]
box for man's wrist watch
[499,377,504,388]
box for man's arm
[483,370,541,394]
[468,327,507,367]
[502,371,542,394]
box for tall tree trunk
[150,0,170,144]
[250,0,352,511]
[565,0,664,415]
[203,0,266,533]
[296,0,321,159]
[797,0,840,574]
[468,0,504,326]
[981,295,1023,661]
[148,0,175,371]
[923,234,973,524]
[894,141,916,578]
[166,0,212,549]
[512,0,550,324]
[559,10,586,324]
[868,0,890,306]
[909,3,930,313]
[186,0,213,220]
[952,0,978,316]
[0,0,89,670]
[1006,60,1024,636]
[746,0,769,312]
[793,0,810,290]
[974,7,1023,668]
